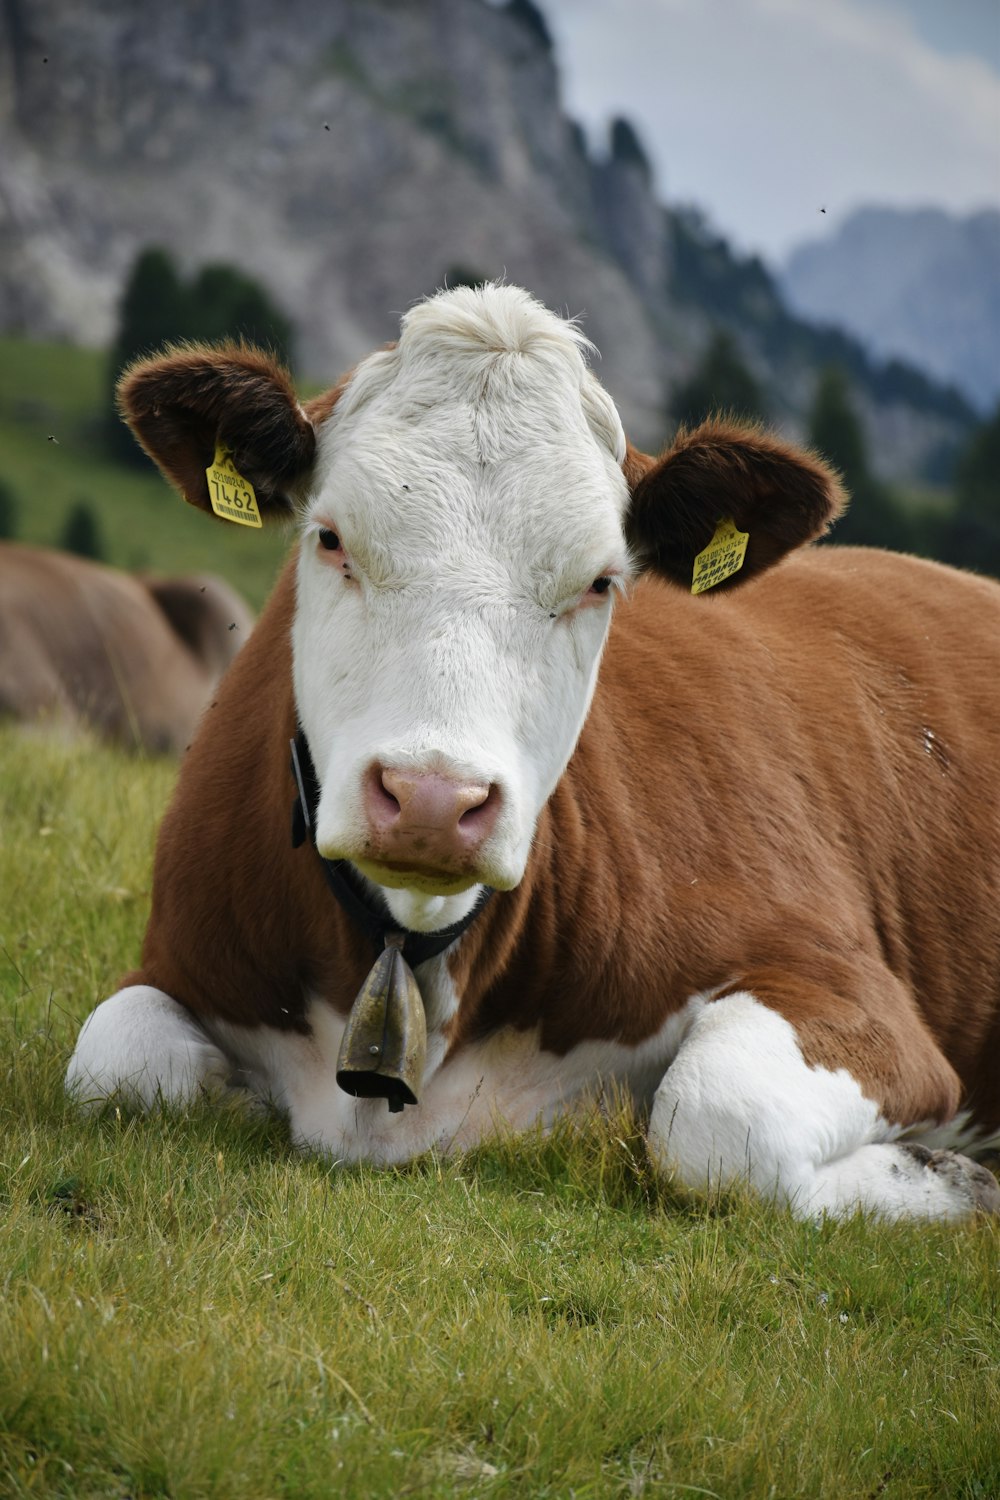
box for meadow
[1,726,999,1499]
[2,336,998,1497]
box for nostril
[459,782,499,828]
[365,764,402,826]
[378,769,401,814]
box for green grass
[0,337,291,611]
[1,726,998,1498]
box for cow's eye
[589,576,612,595]
[318,529,341,552]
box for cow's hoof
[900,1144,1000,1215]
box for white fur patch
[291,284,631,930]
[66,983,995,1220]
[648,992,988,1221]
[209,981,700,1165]
[66,986,232,1110]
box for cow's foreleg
[66,985,232,1110]
[648,987,1000,1221]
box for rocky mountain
[0,0,977,474]
[782,207,1000,417]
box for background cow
[67,284,1000,1220]
[0,544,253,753]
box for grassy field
[1,726,998,1499]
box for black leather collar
[290,731,493,967]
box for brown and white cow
[66,285,1000,1220]
[0,543,253,752]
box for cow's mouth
[352,855,480,896]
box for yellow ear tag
[691,517,749,595]
[205,444,262,528]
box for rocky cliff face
[781,207,1000,417]
[0,0,974,471]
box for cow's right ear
[117,343,319,518]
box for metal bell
[335,937,427,1112]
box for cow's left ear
[118,343,320,518]
[624,419,846,591]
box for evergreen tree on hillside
[60,500,105,561]
[808,367,904,550]
[922,404,1000,579]
[107,247,295,466]
[809,367,868,491]
[955,402,1000,523]
[113,247,185,363]
[0,479,18,540]
[672,330,768,430]
[106,248,186,461]
[186,264,294,364]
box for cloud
[541,0,1000,260]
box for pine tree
[954,403,1000,524]
[808,368,868,492]
[106,248,185,461]
[60,501,105,561]
[672,330,768,430]
[923,403,1000,579]
[0,479,17,540]
[808,368,903,550]
[187,264,294,365]
[107,248,296,465]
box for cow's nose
[364,765,501,870]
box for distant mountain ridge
[0,0,977,476]
[781,207,1000,416]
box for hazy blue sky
[537,0,1000,264]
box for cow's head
[120,285,843,932]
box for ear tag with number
[205,444,262,528]
[691,517,749,595]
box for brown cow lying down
[0,544,253,752]
[67,284,1000,1221]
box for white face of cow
[291,286,631,933]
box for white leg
[648,993,1000,1222]
[66,985,232,1111]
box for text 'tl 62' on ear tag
[691,517,749,595]
[205,444,262,528]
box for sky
[536,0,1000,266]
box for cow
[66,284,1000,1221]
[0,543,254,753]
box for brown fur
[626,420,846,587]
[115,346,1000,1137]
[0,544,253,753]
[128,545,1000,1134]
[448,547,1000,1129]
[119,343,315,517]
